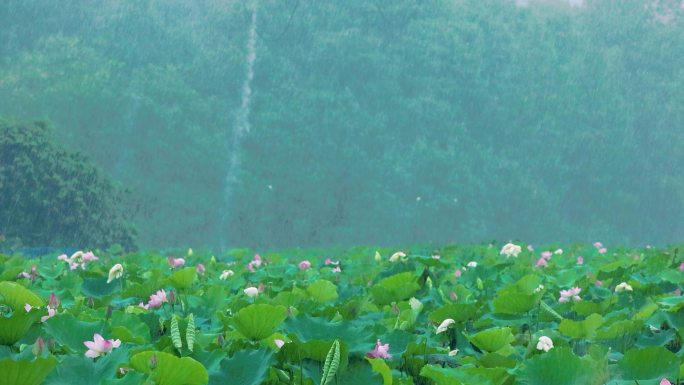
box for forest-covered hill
[1,0,683,248]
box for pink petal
[85,349,100,358]
[84,341,97,350]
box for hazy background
[1,0,683,249]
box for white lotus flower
[448,349,459,357]
[374,251,382,262]
[536,336,554,352]
[389,251,406,262]
[436,318,455,334]
[219,270,234,280]
[467,261,478,268]
[615,282,633,292]
[244,287,259,298]
[409,297,423,312]
[500,243,522,258]
[107,264,124,283]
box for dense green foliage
[0,119,136,249]
[0,243,683,384]
[1,1,684,248]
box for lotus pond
[1,243,683,385]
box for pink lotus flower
[593,242,603,249]
[18,265,38,281]
[367,339,391,359]
[332,266,342,273]
[274,339,285,348]
[148,289,167,308]
[84,334,121,358]
[535,257,548,268]
[168,257,185,268]
[196,264,205,275]
[48,293,59,308]
[140,289,168,309]
[454,269,462,278]
[42,307,57,323]
[679,262,684,271]
[248,254,262,272]
[541,251,552,260]
[298,260,312,270]
[559,287,581,303]
[598,247,607,254]
[59,251,98,270]
[324,258,339,265]
[660,379,672,385]
[595,280,602,287]
[576,256,584,265]
[82,252,98,262]
[25,300,58,323]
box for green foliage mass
[0,243,682,384]
[0,119,136,249]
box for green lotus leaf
[0,281,43,310]
[170,267,197,290]
[0,281,44,345]
[209,349,273,385]
[130,351,208,385]
[44,346,129,385]
[306,280,338,303]
[429,302,478,323]
[370,272,420,306]
[420,364,499,385]
[366,357,392,385]
[468,327,514,353]
[0,355,58,385]
[81,277,118,299]
[492,275,543,314]
[43,314,104,353]
[657,296,684,312]
[519,347,607,385]
[617,346,679,381]
[110,311,150,344]
[559,313,604,339]
[595,319,642,340]
[234,304,287,340]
